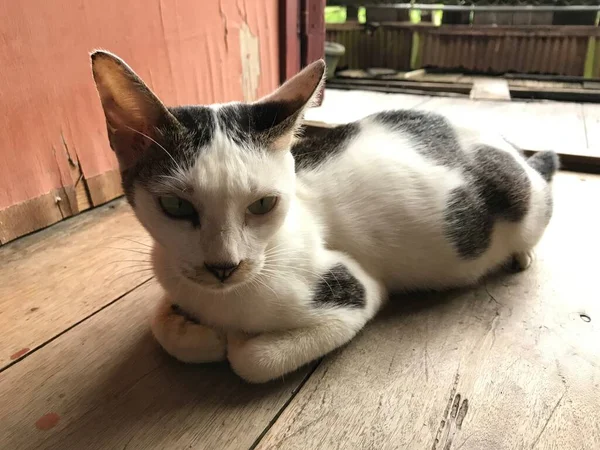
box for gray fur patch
[122,106,216,205]
[544,187,554,225]
[470,145,531,221]
[527,151,559,182]
[444,187,493,259]
[292,123,361,170]
[312,264,366,308]
[444,145,531,259]
[373,110,465,167]
[123,100,306,204]
[217,100,304,147]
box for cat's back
[293,109,548,290]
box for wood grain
[0,280,310,450]
[0,199,152,369]
[255,172,600,450]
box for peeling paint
[239,22,260,102]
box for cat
[91,51,558,383]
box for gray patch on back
[373,110,465,167]
[312,264,366,309]
[292,123,361,171]
[444,187,493,259]
[444,145,531,259]
[543,187,554,225]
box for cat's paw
[507,251,534,273]
[151,302,226,363]
[227,332,279,384]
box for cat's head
[91,51,324,291]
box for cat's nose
[204,262,240,282]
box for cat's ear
[252,59,325,150]
[91,50,180,170]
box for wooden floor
[1,99,600,449]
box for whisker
[111,269,155,284]
[104,247,153,256]
[111,237,153,249]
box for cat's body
[294,112,555,291]
[91,52,558,383]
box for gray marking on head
[121,106,216,205]
[312,263,366,309]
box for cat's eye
[158,196,198,221]
[247,196,278,215]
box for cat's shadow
[57,269,520,447]
[49,327,305,448]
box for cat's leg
[151,297,227,363]
[227,308,370,383]
[228,259,386,383]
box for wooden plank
[0,186,77,245]
[86,169,123,206]
[583,103,600,152]
[256,172,600,450]
[415,96,591,156]
[0,168,125,245]
[0,280,310,450]
[470,78,511,101]
[0,199,151,369]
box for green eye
[247,196,278,215]
[158,196,197,220]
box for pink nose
[204,262,240,282]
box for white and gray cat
[91,51,558,383]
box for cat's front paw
[151,301,226,363]
[227,332,279,384]
[507,251,534,273]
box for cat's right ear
[91,50,180,170]
[253,59,326,150]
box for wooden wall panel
[0,0,280,244]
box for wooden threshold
[0,169,124,246]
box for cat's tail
[527,151,560,182]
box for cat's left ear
[252,59,325,150]
[90,50,181,170]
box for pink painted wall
[0,0,280,210]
